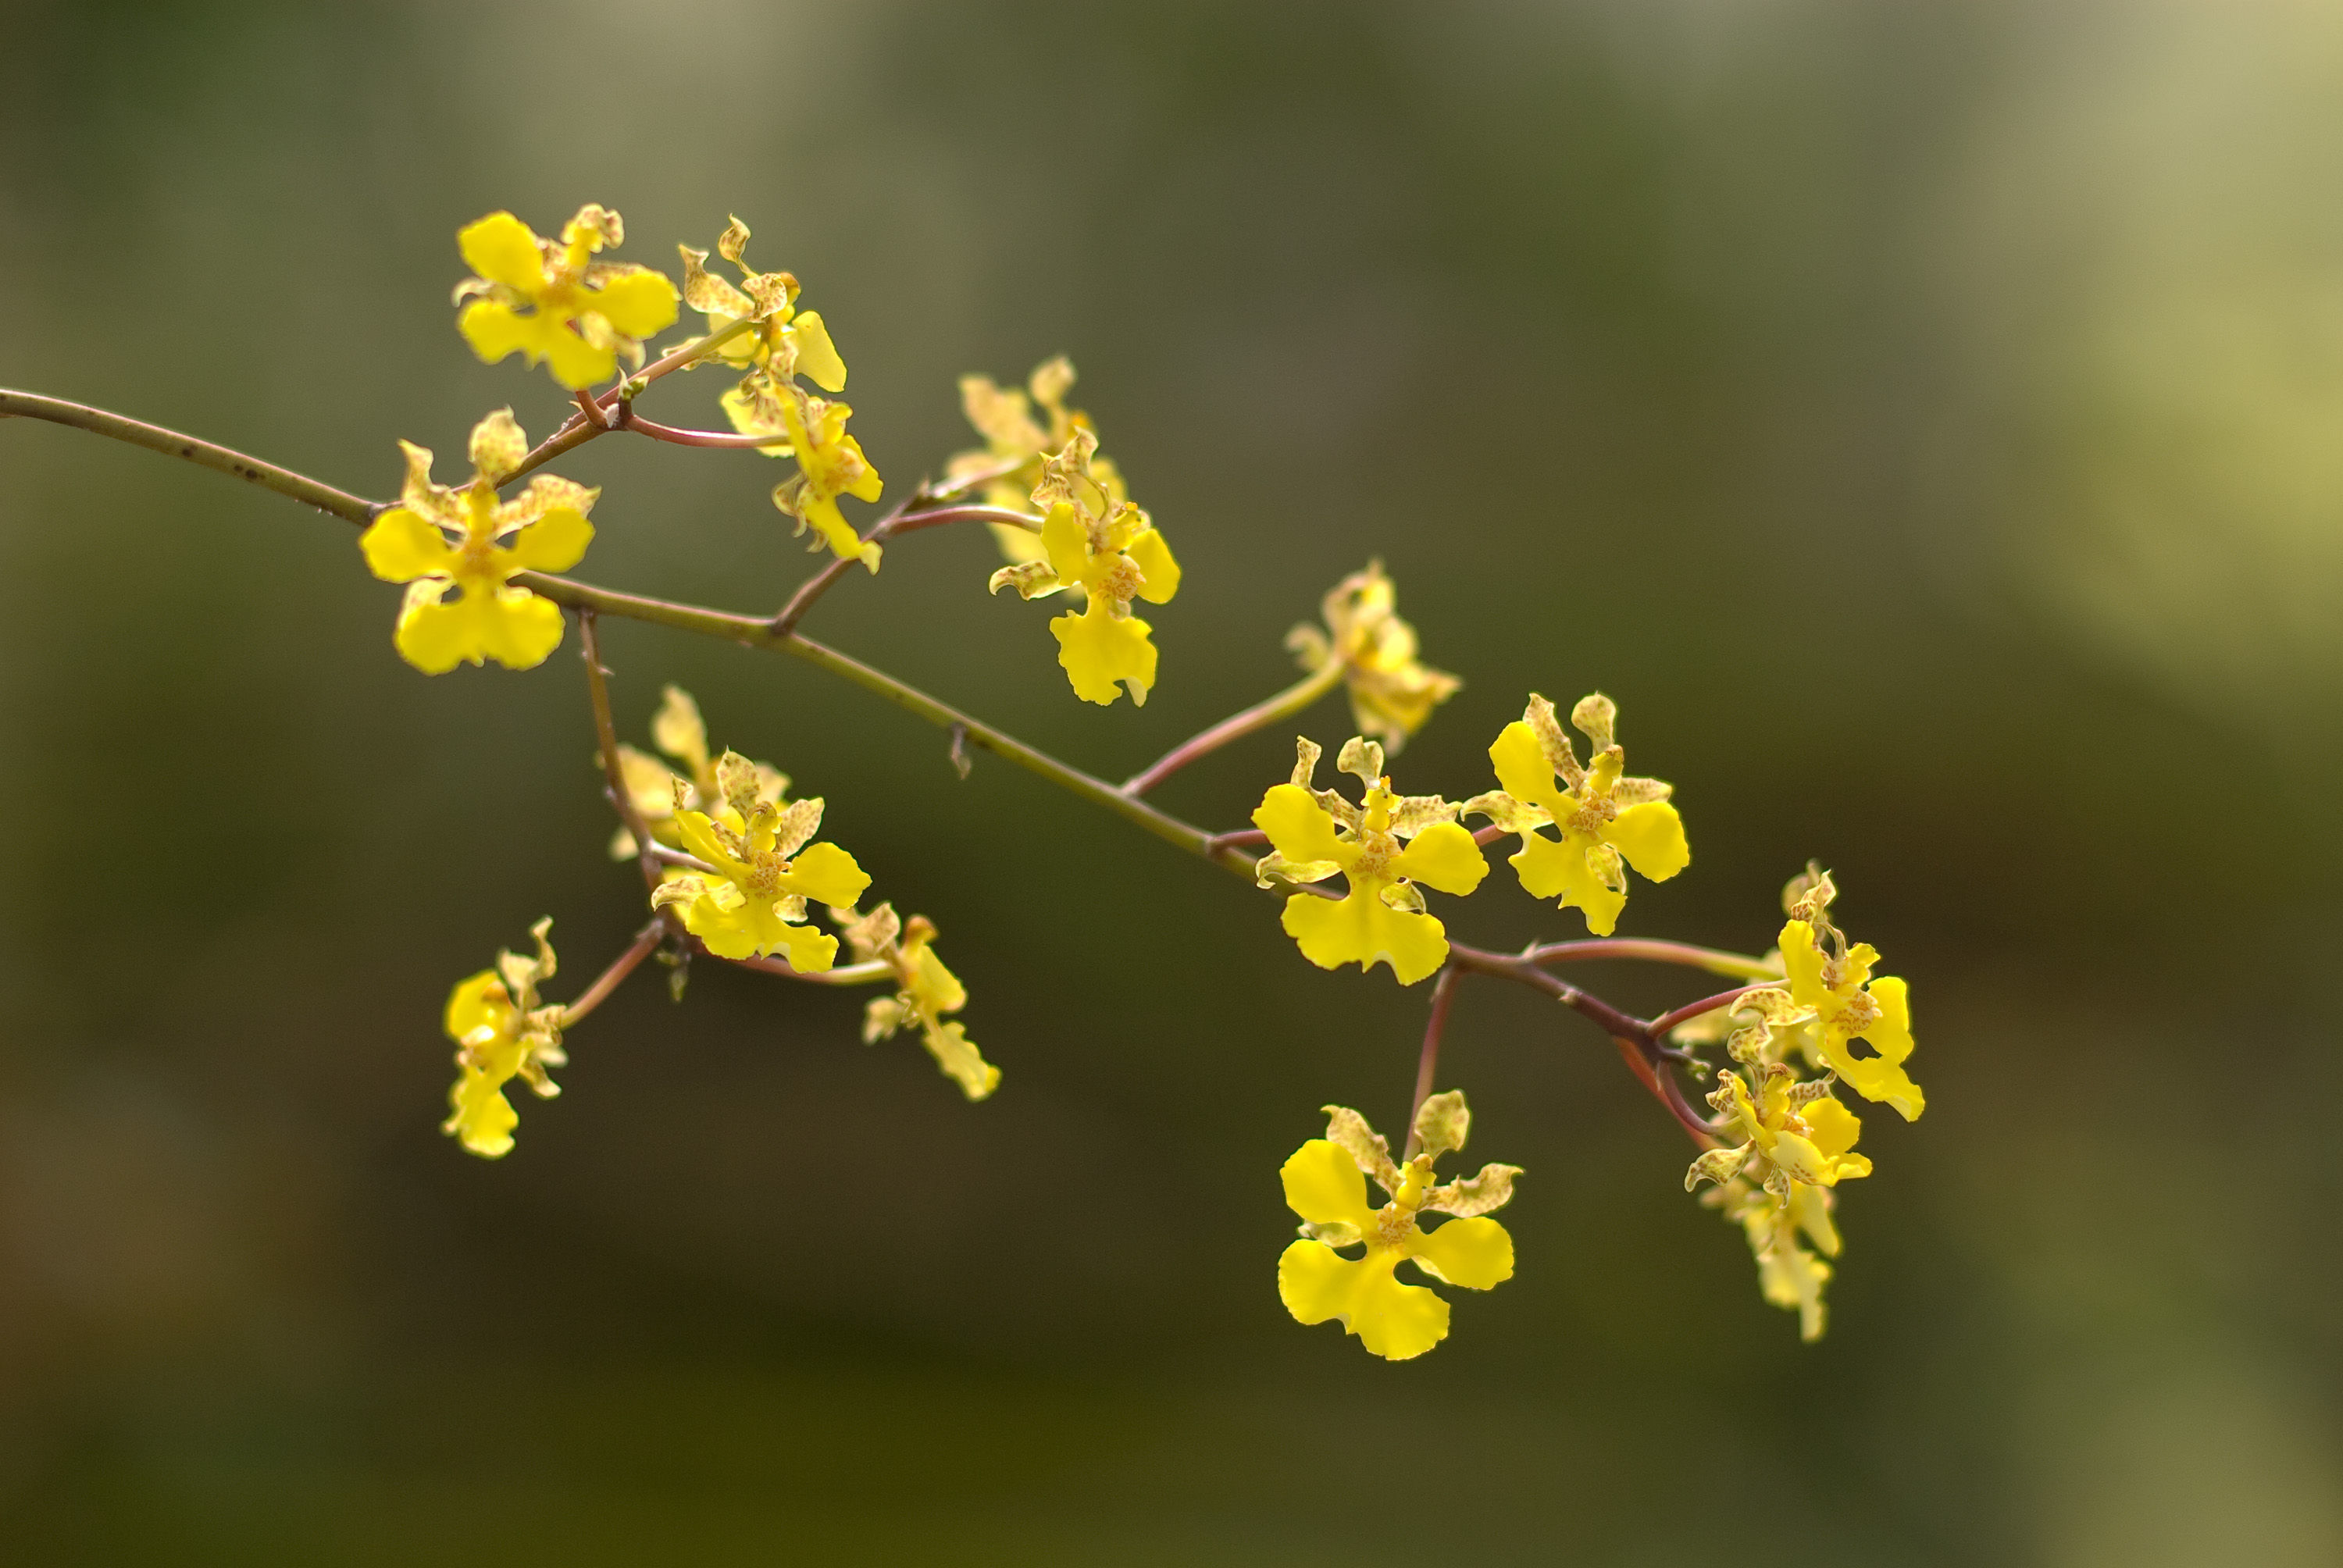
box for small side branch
[1402,966,1463,1160]
[1123,661,1346,796]
[722,952,893,986]
[1532,938,1778,980]
[770,502,1041,636]
[619,412,787,448]
[1649,983,1779,1040]
[578,611,668,905]
[561,920,667,1028]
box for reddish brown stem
[619,411,787,448]
[561,920,666,1027]
[1531,938,1777,980]
[1122,661,1346,796]
[721,949,892,985]
[1648,983,1778,1040]
[1402,966,1463,1160]
[1446,942,1714,1145]
[505,322,761,484]
[1612,1035,1715,1149]
[769,503,1040,636]
[1447,943,1649,1039]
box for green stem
[516,571,1236,871]
[0,390,377,523]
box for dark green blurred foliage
[2,1,2339,1562]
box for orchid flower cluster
[0,201,1926,1362]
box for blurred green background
[2,0,2339,1562]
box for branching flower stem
[504,320,763,483]
[2,384,1746,1151]
[1443,943,1718,1146]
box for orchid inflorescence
[0,202,1925,1360]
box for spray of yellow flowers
[0,203,1923,1358]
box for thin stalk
[1610,1037,1714,1146]
[1648,983,1779,1041]
[642,843,719,876]
[620,412,788,449]
[1532,938,1778,981]
[725,953,894,986]
[890,504,1043,536]
[771,504,1041,636]
[1446,943,1650,1041]
[923,456,1025,504]
[561,920,666,1027]
[625,318,757,394]
[1122,661,1346,796]
[579,611,666,901]
[0,390,378,523]
[1402,966,1462,1160]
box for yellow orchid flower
[441,918,569,1159]
[1465,692,1688,936]
[453,205,679,390]
[358,410,597,673]
[946,357,1127,568]
[607,685,789,860]
[676,215,847,390]
[722,373,885,569]
[1287,562,1460,753]
[1686,1066,1873,1203]
[774,387,884,568]
[1679,983,1875,1341]
[987,427,1178,706]
[650,759,871,970]
[1779,916,1921,1121]
[1250,736,1488,985]
[1278,1093,1519,1360]
[1703,1174,1839,1342]
[836,903,1000,1100]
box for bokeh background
[2,0,2339,1561]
